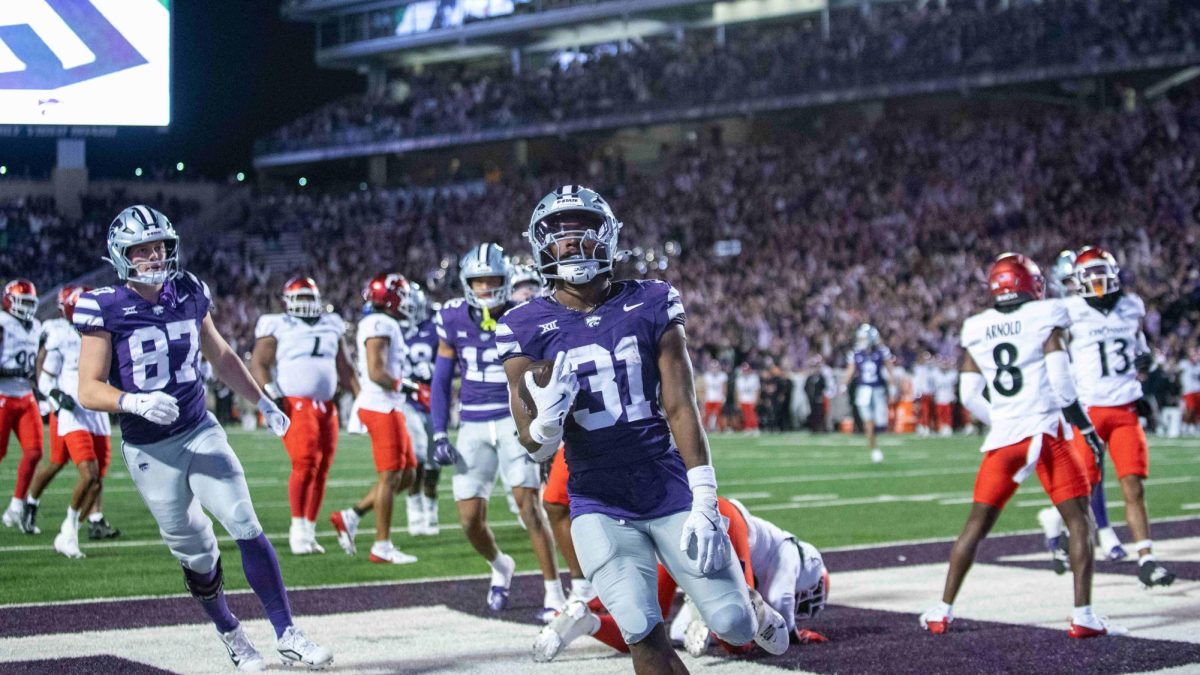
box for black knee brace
[182,558,225,602]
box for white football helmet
[854,323,880,350]
[459,243,511,310]
[105,205,180,284]
[509,263,546,302]
[1048,249,1079,297]
[794,541,829,621]
[526,185,622,285]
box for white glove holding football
[258,396,291,437]
[679,465,731,575]
[525,352,580,445]
[121,391,180,426]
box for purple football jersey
[404,317,438,413]
[496,279,692,521]
[851,347,892,388]
[434,298,511,422]
[73,273,212,444]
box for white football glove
[679,466,730,575]
[525,352,580,445]
[121,391,180,426]
[258,396,291,437]
[411,361,433,381]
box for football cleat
[276,625,333,669]
[368,541,417,565]
[1138,560,1176,588]
[53,532,85,559]
[682,597,712,657]
[532,599,600,662]
[1,505,19,529]
[289,522,314,555]
[750,588,789,655]
[329,510,358,555]
[1068,616,1127,639]
[305,521,325,554]
[1051,534,1070,575]
[919,607,953,634]
[1105,544,1128,562]
[220,625,266,672]
[21,503,39,534]
[870,449,884,464]
[488,585,510,612]
[87,518,120,540]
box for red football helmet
[57,285,92,322]
[362,273,410,313]
[1074,246,1120,299]
[2,279,38,321]
[283,276,323,318]
[988,253,1044,305]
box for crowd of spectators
[197,82,1200,376]
[258,0,1200,154]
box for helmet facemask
[4,290,38,322]
[794,570,829,622]
[105,206,181,286]
[284,288,323,318]
[1076,260,1119,299]
[531,211,619,286]
[463,275,509,310]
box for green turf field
[1,429,1197,605]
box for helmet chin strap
[559,261,599,285]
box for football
[516,359,555,416]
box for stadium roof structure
[282,0,836,68]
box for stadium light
[176,162,185,171]
[0,165,6,175]
[359,182,368,191]
[236,172,245,182]
[298,177,308,187]
[135,167,143,177]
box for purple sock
[183,566,239,634]
[237,533,294,638]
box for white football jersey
[41,318,110,436]
[1063,293,1145,408]
[0,311,40,397]
[934,368,958,405]
[354,312,405,413]
[703,371,727,403]
[735,372,760,404]
[728,498,825,604]
[1179,360,1200,395]
[961,299,1070,452]
[911,364,935,398]
[255,312,346,401]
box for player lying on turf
[498,185,788,674]
[76,206,332,671]
[534,486,829,662]
[920,253,1117,639]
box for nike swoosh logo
[178,294,190,302]
[549,393,567,409]
[623,302,644,312]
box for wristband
[686,464,717,491]
[118,393,128,412]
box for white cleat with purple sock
[220,625,266,672]
[277,625,333,669]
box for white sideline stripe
[4,515,1197,611]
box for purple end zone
[2,518,1196,673]
[4,656,175,674]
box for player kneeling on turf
[76,206,332,671]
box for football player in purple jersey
[75,206,332,671]
[430,243,565,617]
[844,323,896,463]
[401,285,444,537]
[497,186,789,672]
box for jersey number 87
[128,321,202,390]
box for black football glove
[49,388,76,412]
[1134,351,1153,375]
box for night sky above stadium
[2,1,360,180]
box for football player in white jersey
[701,360,728,433]
[1057,247,1174,588]
[329,273,419,564]
[920,253,1115,638]
[0,279,45,532]
[23,286,118,557]
[1179,347,1200,436]
[932,358,958,436]
[251,277,359,555]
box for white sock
[26,497,39,506]
[66,507,80,531]
[305,519,317,535]
[406,495,423,515]
[88,512,103,523]
[489,552,515,587]
[291,516,305,530]
[570,578,595,601]
[544,580,567,610]
[9,497,23,511]
[1072,605,1098,626]
[422,496,438,520]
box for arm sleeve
[958,371,991,426]
[654,282,687,343]
[1044,350,1079,408]
[431,354,456,435]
